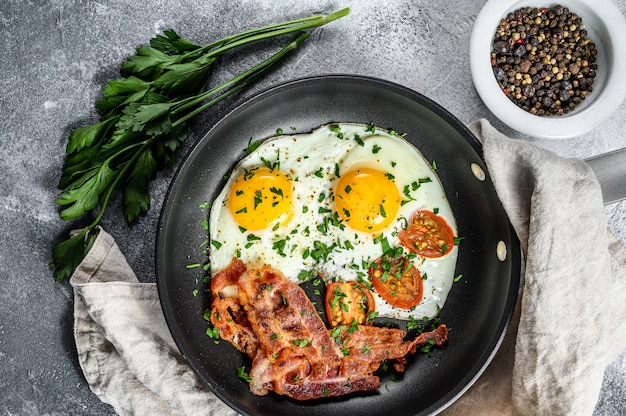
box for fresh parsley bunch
[51,8,350,281]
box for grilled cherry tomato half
[325,281,376,328]
[369,255,423,309]
[398,209,455,258]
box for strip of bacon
[336,323,448,373]
[209,259,448,401]
[337,324,448,363]
[210,258,259,358]
[282,375,381,401]
[237,266,376,399]
[210,257,246,293]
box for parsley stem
[172,32,309,125]
[178,8,349,62]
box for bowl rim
[470,0,626,139]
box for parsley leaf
[122,149,157,222]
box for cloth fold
[440,119,626,415]
[71,229,235,416]
[70,119,626,415]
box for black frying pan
[156,75,521,415]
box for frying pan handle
[585,147,626,205]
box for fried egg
[209,123,458,320]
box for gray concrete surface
[1,0,624,414]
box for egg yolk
[334,167,401,232]
[227,167,294,230]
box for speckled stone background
[1,0,624,414]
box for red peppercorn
[515,38,524,45]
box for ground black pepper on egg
[491,5,598,116]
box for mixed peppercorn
[491,5,597,116]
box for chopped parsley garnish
[247,139,261,154]
[253,190,262,209]
[292,339,309,348]
[317,220,329,235]
[206,326,220,343]
[367,311,379,323]
[348,318,359,334]
[236,366,252,382]
[270,187,284,198]
[262,154,280,171]
[243,168,256,181]
[406,316,424,332]
[310,240,337,262]
[330,125,344,139]
[379,204,387,218]
[401,185,416,206]
[272,238,288,257]
[330,325,346,339]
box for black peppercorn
[490,5,597,116]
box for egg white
[209,123,458,321]
[209,125,355,282]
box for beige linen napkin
[70,118,626,416]
[441,119,626,415]
[70,229,236,416]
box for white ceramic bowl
[470,0,626,139]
